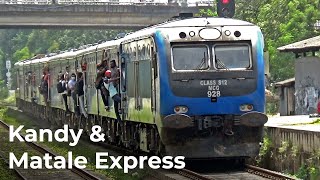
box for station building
[276,36,320,115]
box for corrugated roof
[275,78,295,87]
[277,36,320,53]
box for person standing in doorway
[77,72,88,119]
[68,73,80,117]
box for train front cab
[154,21,268,159]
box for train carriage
[15,17,268,159]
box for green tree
[13,47,32,62]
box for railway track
[0,119,102,180]
[176,165,296,180]
[0,107,298,180]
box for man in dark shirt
[77,72,88,118]
[96,63,109,110]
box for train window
[142,45,146,60]
[147,44,150,59]
[172,45,209,71]
[129,47,133,60]
[213,45,251,70]
[133,47,137,61]
[138,45,142,59]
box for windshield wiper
[195,52,209,70]
[215,56,229,70]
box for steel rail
[175,165,297,180]
[245,164,296,180]
[176,168,212,180]
[0,119,101,180]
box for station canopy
[277,36,320,53]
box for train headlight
[189,31,196,37]
[199,28,221,40]
[240,104,254,111]
[174,106,188,114]
[224,30,231,36]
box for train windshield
[172,45,209,71]
[213,45,251,70]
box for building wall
[279,86,295,116]
[295,56,320,115]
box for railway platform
[265,114,320,131]
[263,114,320,179]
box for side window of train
[91,56,94,87]
[133,47,137,61]
[90,55,94,86]
[138,45,142,60]
[147,44,151,60]
[142,45,147,60]
[129,47,133,61]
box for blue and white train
[15,17,268,159]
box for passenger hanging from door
[57,71,70,116]
[68,73,80,117]
[109,60,120,87]
[77,72,88,119]
[109,59,121,114]
[104,70,121,121]
[96,63,110,110]
[39,66,50,106]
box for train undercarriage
[17,98,264,159]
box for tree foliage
[0,1,320,84]
[0,29,125,82]
[235,0,320,82]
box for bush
[0,80,8,100]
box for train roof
[121,17,255,41]
[15,17,256,67]
[158,17,254,27]
[97,39,121,50]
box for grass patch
[309,119,320,124]
[0,158,19,180]
[0,93,16,107]
[290,118,320,126]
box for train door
[50,59,60,108]
[31,63,36,100]
[36,63,41,104]
[69,58,76,112]
[137,39,154,123]
[120,42,139,121]
[22,64,25,101]
[79,53,89,114]
[26,64,30,101]
[120,48,129,120]
[150,41,157,117]
[61,59,69,110]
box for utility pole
[6,60,11,90]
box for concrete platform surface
[265,115,320,132]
